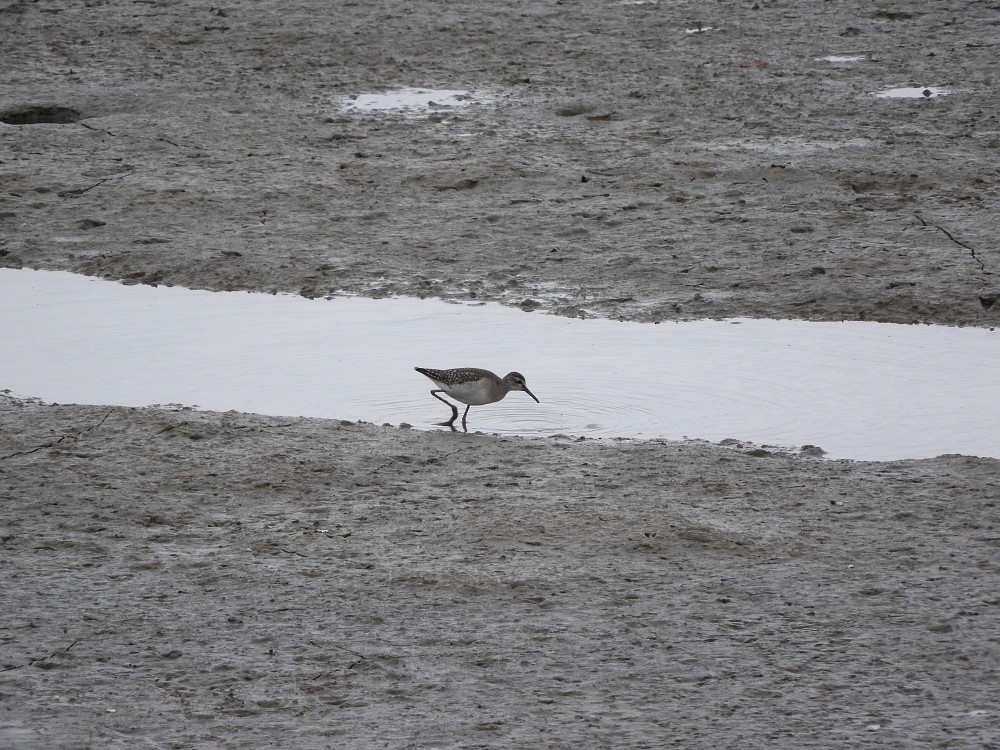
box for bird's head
[504,372,540,403]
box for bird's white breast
[444,379,502,405]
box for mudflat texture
[1,1,999,748]
[2,401,999,749]
[1,0,998,324]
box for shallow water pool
[2,269,997,461]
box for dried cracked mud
[1,1,998,748]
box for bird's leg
[430,390,459,428]
[461,404,471,432]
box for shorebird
[414,367,540,430]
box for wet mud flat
[1,0,997,327]
[2,0,1000,747]
[2,397,999,749]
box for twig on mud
[369,456,401,474]
[914,213,986,271]
[78,120,200,150]
[87,411,114,433]
[57,175,132,198]
[318,640,370,662]
[1,411,113,460]
[79,121,117,137]
[1,435,70,460]
[0,637,83,672]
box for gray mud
[1,1,999,748]
[2,0,997,325]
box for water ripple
[3,269,998,461]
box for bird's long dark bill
[524,388,540,403]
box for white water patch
[875,86,950,99]
[712,136,875,156]
[3,269,998,461]
[817,55,865,64]
[338,88,489,116]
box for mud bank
[2,1,999,747]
